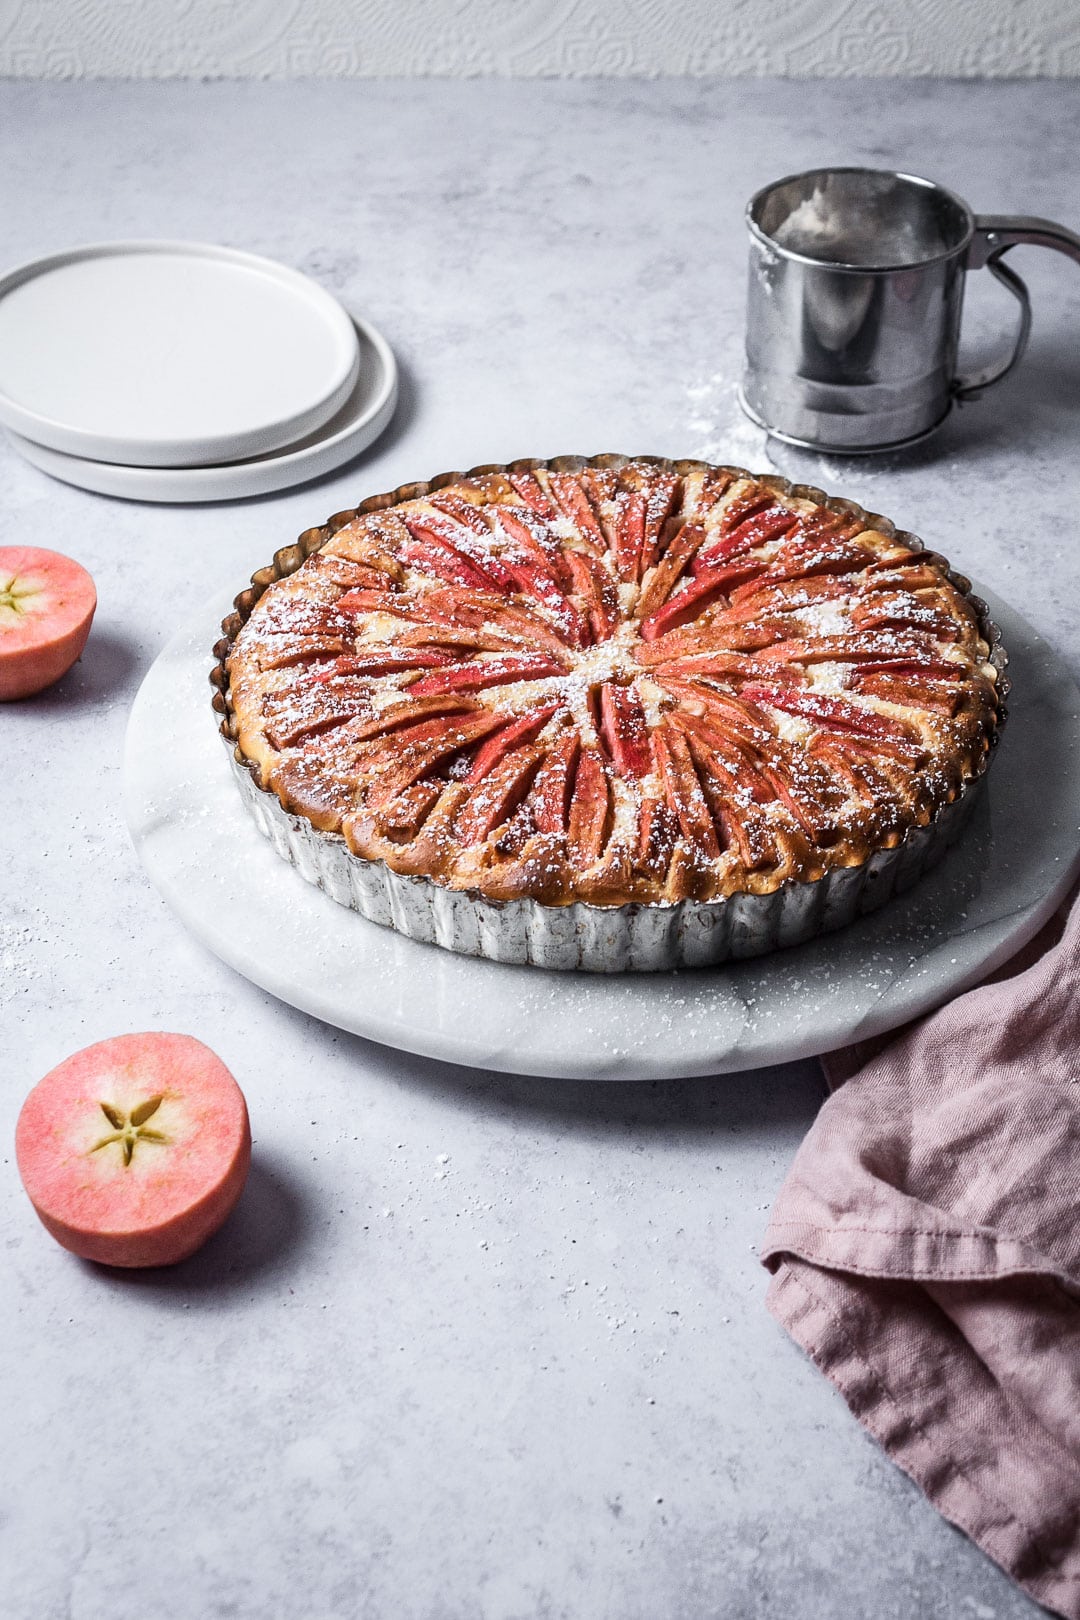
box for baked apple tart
[212,456,1006,970]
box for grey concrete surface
[3,78,1078,1620]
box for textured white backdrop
[2,0,1079,77]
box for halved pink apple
[0,546,96,700]
[15,1033,251,1268]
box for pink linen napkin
[761,884,1080,1618]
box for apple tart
[212,456,1006,970]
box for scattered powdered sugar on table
[683,365,881,495]
[0,915,49,995]
[683,369,769,469]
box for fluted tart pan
[210,455,1008,972]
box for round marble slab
[124,588,1080,1080]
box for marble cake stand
[124,588,1080,1080]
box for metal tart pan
[210,455,1009,973]
[224,742,986,971]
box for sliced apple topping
[227,461,999,904]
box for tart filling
[224,460,1002,909]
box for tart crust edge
[209,454,1010,920]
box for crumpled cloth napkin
[761,882,1080,1619]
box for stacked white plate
[0,241,398,501]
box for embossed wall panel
[0,0,1077,77]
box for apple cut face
[225,460,1004,909]
[15,1033,251,1268]
[0,545,96,700]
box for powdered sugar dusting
[226,457,998,916]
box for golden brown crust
[223,459,1003,908]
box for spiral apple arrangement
[226,460,1000,908]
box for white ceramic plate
[8,315,397,503]
[124,587,1080,1080]
[0,240,360,466]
